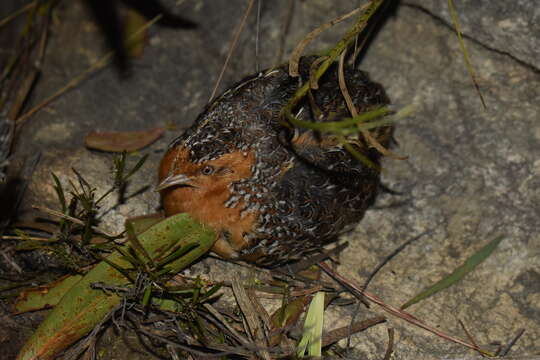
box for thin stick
[274,0,295,66]
[383,328,395,360]
[32,205,117,238]
[281,1,384,129]
[208,0,255,103]
[500,328,526,357]
[8,4,50,121]
[1,251,22,273]
[362,229,433,290]
[318,262,492,355]
[203,303,250,346]
[0,1,36,28]
[321,316,386,347]
[231,274,272,360]
[255,0,262,72]
[1,235,51,241]
[16,15,163,126]
[458,319,483,357]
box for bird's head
[157,145,255,217]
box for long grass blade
[447,0,487,109]
[401,236,504,309]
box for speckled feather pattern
[164,58,392,266]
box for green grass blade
[155,242,199,268]
[125,221,154,266]
[401,236,504,309]
[297,291,325,358]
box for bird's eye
[201,165,214,175]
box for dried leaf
[85,127,164,152]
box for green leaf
[401,236,504,310]
[125,153,149,180]
[125,214,164,236]
[125,221,154,266]
[50,173,66,212]
[13,275,83,314]
[155,242,199,268]
[142,284,152,306]
[17,213,216,360]
[297,292,325,358]
[199,284,222,302]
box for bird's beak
[155,174,193,192]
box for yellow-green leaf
[13,275,83,314]
[297,291,325,358]
[17,213,216,360]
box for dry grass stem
[209,0,255,102]
[0,1,37,28]
[32,205,117,238]
[288,4,368,77]
[319,262,491,355]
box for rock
[403,0,540,70]
[5,1,539,359]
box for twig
[321,315,385,347]
[318,262,492,355]
[288,4,369,77]
[500,328,526,357]
[383,328,395,360]
[274,0,295,66]
[203,303,250,346]
[1,250,22,273]
[0,235,50,241]
[339,47,406,160]
[274,242,348,276]
[0,1,37,28]
[362,228,434,290]
[7,4,50,121]
[458,319,483,357]
[135,327,254,358]
[32,205,117,238]
[208,0,254,102]
[447,0,487,110]
[16,15,163,126]
[231,274,271,360]
[255,0,262,72]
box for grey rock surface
[7,1,540,359]
[403,0,540,70]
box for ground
[2,1,539,359]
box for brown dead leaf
[85,127,164,152]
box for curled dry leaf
[85,127,164,152]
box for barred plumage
[158,57,393,266]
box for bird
[157,57,393,267]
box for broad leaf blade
[17,213,216,360]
